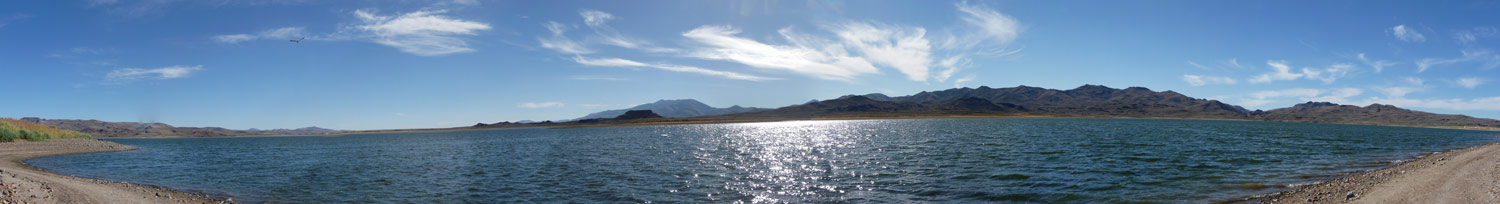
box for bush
[0,118,92,142]
[0,127,16,142]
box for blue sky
[2,0,1498,130]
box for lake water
[26,118,1500,203]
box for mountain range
[702,85,1499,128]
[21,84,1499,138]
[573,99,767,120]
[19,117,343,138]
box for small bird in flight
[290,37,304,44]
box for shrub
[0,118,92,142]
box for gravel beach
[0,139,222,204]
[1257,143,1500,204]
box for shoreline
[0,139,223,204]
[1243,143,1500,203]
[121,114,1496,140]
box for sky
[2,0,1498,130]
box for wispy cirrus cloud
[1181,75,1237,86]
[572,56,776,81]
[1389,24,1425,42]
[105,65,203,83]
[1415,50,1500,72]
[1248,61,1355,84]
[354,9,491,56]
[1187,58,1249,71]
[212,27,306,43]
[0,13,32,29]
[1356,53,1397,73]
[577,10,676,53]
[682,25,879,81]
[538,21,593,54]
[539,3,1021,83]
[517,102,565,108]
[830,22,934,81]
[1456,77,1485,89]
[1248,60,1304,83]
[1453,27,1497,44]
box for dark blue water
[26,118,1500,203]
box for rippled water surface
[27,118,1500,203]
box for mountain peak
[574,99,766,120]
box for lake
[26,118,1500,203]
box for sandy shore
[0,139,221,204]
[1255,143,1500,203]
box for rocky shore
[1247,143,1500,203]
[0,139,223,204]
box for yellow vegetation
[0,118,91,142]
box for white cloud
[954,1,1020,46]
[1457,77,1485,89]
[1453,27,1497,44]
[1389,24,1425,42]
[537,21,593,54]
[517,102,565,108]
[1415,50,1500,72]
[953,75,975,88]
[354,9,491,56]
[935,55,970,82]
[1370,77,1430,97]
[682,25,879,81]
[106,65,202,82]
[572,56,776,81]
[1186,58,1249,71]
[212,27,306,44]
[1303,63,1356,84]
[0,13,34,29]
[829,22,933,81]
[1356,53,1397,73]
[576,9,676,53]
[1181,75,1237,86]
[579,9,613,27]
[1248,61,1355,84]
[1249,60,1304,83]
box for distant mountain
[575,99,767,120]
[22,118,264,138]
[836,93,893,101]
[1257,102,1500,127]
[20,117,343,138]
[247,127,343,134]
[708,85,1500,129]
[891,85,1251,119]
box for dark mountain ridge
[575,99,767,120]
[710,85,1498,129]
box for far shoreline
[104,114,1499,140]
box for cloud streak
[1181,75,1237,86]
[572,56,776,81]
[106,65,203,82]
[354,9,491,56]
[1389,24,1425,42]
[682,25,879,81]
[213,27,306,43]
[538,21,593,54]
[1457,77,1485,89]
[1415,50,1500,72]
